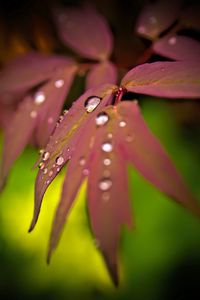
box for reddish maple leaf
[28,61,200,286]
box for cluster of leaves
[0,0,200,286]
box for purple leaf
[86,61,118,89]
[87,108,132,285]
[122,61,200,98]
[0,52,72,96]
[135,0,181,40]
[29,84,116,231]
[0,96,38,191]
[153,35,200,61]
[0,64,77,191]
[54,6,113,61]
[117,101,200,217]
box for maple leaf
[29,61,200,286]
[0,53,78,191]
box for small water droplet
[39,162,45,170]
[56,156,64,166]
[43,151,50,161]
[138,25,146,34]
[49,170,53,177]
[54,79,64,88]
[47,180,50,184]
[48,117,54,124]
[168,36,176,45]
[84,96,101,113]
[34,91,45,105]
[102,142,113,153]
[30,110,37,118]
[103,158,111,166]
[95,112,109,126]
[107,133,113,139]
[99,178,112,191]
[79,157,86,166]
[58,115,64,123]
[126,134,134,142]
[43,168,48,174]
[39,149,44,155]
[57,168,60,172]
[119,120,126,127]
[82,168,89,176]
[63,110,68,115]
[102,192,110,202]
[103,170,111,177]
[67,148,70,152]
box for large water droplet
[99,178,112,191]
[103,158,111,166]
[84,96,101,113]
[55,79,64,88]
[34,91,46,105]
[43,151,50,161]
[56,156,64,166]
[95,112,109,126]
[101,142,113,153]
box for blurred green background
[1,98,200,300]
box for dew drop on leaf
[84,96,101,113]
[43,168,48,174]
[103,158,111,166]
[34,91,46,105]
[99,178,112,191]
[168,36,176,45]
[107,133,113,139]
[39,162,45,170]
[43,151,50,161]
[82,168,89,176]
[30,110,37,118]
[126,134,134,142]
[79,157,86,166]
[119,120,126,127]
[49,170,53,177]
[95,112,109,126]
[55,156,64,166]
[54,79,64,88]
[101,142,113,153]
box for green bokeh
[0,98,200,300]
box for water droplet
[63,110,68,115]
[34,91,45,104]
[107,133,113,139]
[119,120,126,127]
[39,149,44,155]
[84,96,101,113]
[57,168,60,172]
[103,158,111,166]
[39,162,45,170]
[126,134,134,142]
[47,180,50,185]
[55,79,64,88]
[101,142,113,153]
[30,110,37,118]
[103,170,111,177]
[48,117,54,124]
[67,148,70,152]
[56,156,64,166]
[168,36,176,45]
[49,170,53,177]
[95,112,109,126]
[99,178,112,191]
[43,168,48,174]
[138,26,146,34]
[82,169,89,176]
[43,151,50,161]
[79,157,86,166]
[58,115,64,123]
[102,192,110,202]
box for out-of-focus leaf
[180,5,200,31]
[29,84,116,231]
[122,61,200,98]
[0,64,77,191]
[54,6,113,61]
[135,0,181,40]
[87,106,132,285]
[117,101,200,217]
[153,35,200,61]
[0,52,72,96]
[86,61,118,89]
